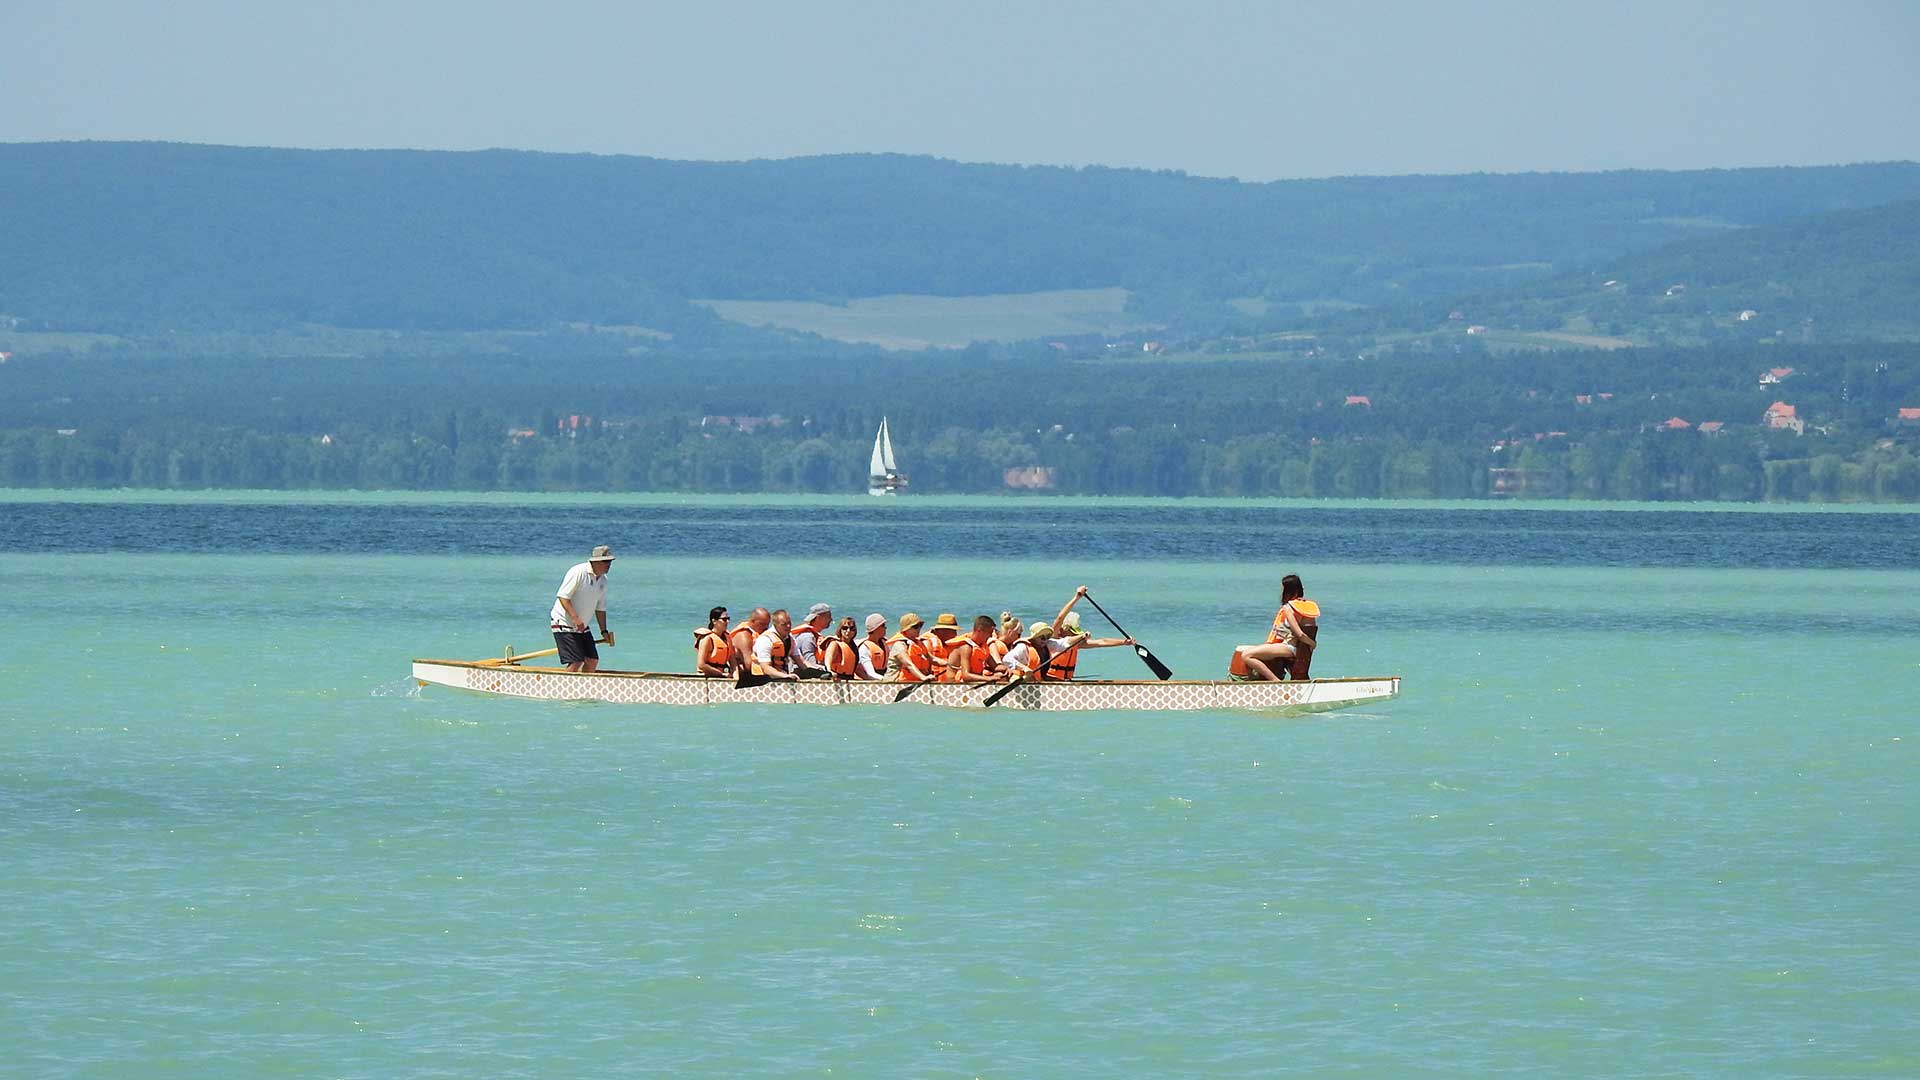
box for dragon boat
[410,657,1399,714]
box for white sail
[869,420,888,478]
[869,417,906,495]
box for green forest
[5,342,1918,501]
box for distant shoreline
[5,487,1916,514]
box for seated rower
[821,616,860,680]
[694,606,732,677]
[989,612,1022,667]
[1000,620,1085,680]
[1230,573,1319,681]
[926,613,964,670]
[789,602,834,678]
[885,612,936,682]
[751,608,800,681]
[728,607,770,677]
[941,615,1010,684]
[856,613,890,680]
[1042,587,1135,681]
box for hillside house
[1697,421,1725,435]
[1898,407,1920,426]
[1344,395,1371,407]
[1660,417,1692,431]
[1739,310,1758,322]
[1003,466,1058,490]
[1759,366,1795,385]
[1466,325,1488,335]
[1575,394,1593,405]
[1764,401,1805,434]
[1665,283,1687,296]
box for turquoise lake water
[3,493,1917,1076]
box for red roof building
[1344,395,1372,407]
[1765,401,1804,433]
[1660,417,1692,431]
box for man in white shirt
[752,608,800,680]
[550,545,615,672]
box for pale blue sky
[4,0,1916,180]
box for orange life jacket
[941,635,993,681]
[1267,599,1321,644]
[823,637,856,677]
[887,632,933,681]
[698,629,732,669]
[859,638,888,676]
[729,624,759,662]
[928,631,960,662]
[988,638,1011,664]
[1232,599,1321,678]
[750,631,787,676]
[1041,640,1081,681]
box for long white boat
[410,658,1399,714]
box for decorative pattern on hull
[412,662,1398,713]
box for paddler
[1000,620,1075,679]
[694,606,732,676]
[1044,611,1128,676]
[1231,573,1319,681]
[550,545,616,672]
[856,613,890,680]
[941,615,1009,684]
[751,608,800,680]
[989,612,1022,667]
[821,616,861,680]
[728,607,770,676]
[926,612,964,670]
[790,602,833,677]
[885,612,935,682]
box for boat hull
[411,660,1399,714]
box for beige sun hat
[899,612,924,632]
[588,545,616,562]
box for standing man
[551,545,616,672]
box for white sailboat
[868,417,908,496]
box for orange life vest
[1041,640,1081,681]
[988,638,1011,664]
[859,638,888,676]
[729,624,759,663]
[928,632,961,662]
[941,635,994,681]
[1232,599,1321,678]
[698,629,732,669]
[750,631,787,676]
[887,632,933,681]
[823,637,856,677]
[1266,599,1321,644]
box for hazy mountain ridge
[6,141,1919,337]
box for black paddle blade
[981,677,1025,708]
[735,670,772,690]
[1137,645,1173,681]
[892,681,924,703]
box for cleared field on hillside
[695,287,1157,350]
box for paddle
[1082,592,1173,680]
[981,650,1058,708]
[476,637,607,666]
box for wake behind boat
[409,657,1399,714]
